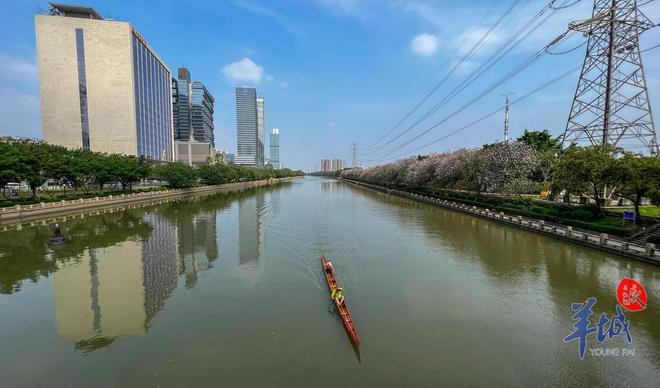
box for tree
[0,141,20,199]
[110,155,149,190]
[153,162,198,188]
[553,146,622,216]
[15,140,52,198]
[518,130,561,189]
[617,153,660,221]
[517,129,561,153]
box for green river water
[0,177,658,387]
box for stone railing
[0,177,300,225]
[343,179,658,265]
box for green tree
[617,153,660,221]
[153,162,198,188]
[517,129,561,153]
[553,146,622,216]
[0,141,20,198]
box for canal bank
[0,177,301,227]
[1,176,659,387]
[342,178,659,265]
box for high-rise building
[235,87,258,167]
[270,128,280,169]
[35,4,174,161]
[172,67,214,165]
[331,159,344,171]
[256,97,265,167]
[321,159,332,173]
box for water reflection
[0,187,282,352]
[52,212,181,351]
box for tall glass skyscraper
[256,97,265,167]
[172,67,215,146]
[235,87,258,167]
[269,128,280,169]
[36,4,174,161]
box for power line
[365,0,577,156]
[366,29,577,160]
[363,66,581,163]
[363,0,508,151]
[363,0,526,150]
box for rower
[331,287,344,304]
[52,223,62,237]
[325,261,334,274]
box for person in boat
[331,287,344,304]
[325,261,334,274]
[52,223,62,238]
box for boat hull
[321,255,360,347]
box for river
[0,177,658,387]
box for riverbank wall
[0,177,301,227]
[342,178,659,265]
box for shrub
[571,209,594,221]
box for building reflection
[178,211,219,288]
[238,193,267,266]
[51,205,221,351]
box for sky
[0,0,659,171]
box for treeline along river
[0,177,658,387]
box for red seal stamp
[616,278,647,312]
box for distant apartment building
[35,4,174,161]
[235,87,258,167]
[256,96,265,167]
[321,159,332,173]
[270,128,280,169]
[172,67,215,165]
[332,159,344,171]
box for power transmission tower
[503,94,511,142]
[562,0,658,154]
[352,143,358,167]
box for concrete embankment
[342,178,659,265]
[0,177,301,227]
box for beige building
[331,159,344,171]
[35,4,174,161]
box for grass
[607,206,660,218]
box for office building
[321,159,332,173]
[35,4,174,161]
[332,159,344,171]
[269,128,280,169]
[235,87,258,166]
[172,67,215,165]
[257,96,265,167]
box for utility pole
[503,94,510,142]
[351,143,358,167]
[562,0,658,154]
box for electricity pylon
[562,0,658,154]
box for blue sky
[1,0,659,171]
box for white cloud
[0,53,37,83]
[327,121,337,127]
[410,33,439,57]
[222,58,266,84]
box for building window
[75,28,90,149]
